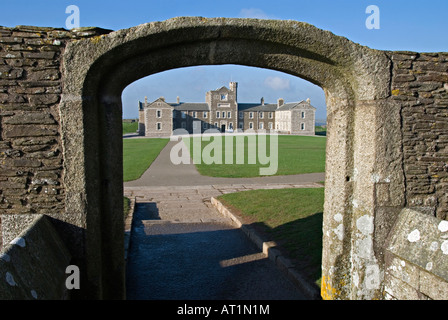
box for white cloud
[238,8,274,19]
[264,76,291,91]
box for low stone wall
[385,208,448,299]
[0,214,71,299]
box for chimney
[144,96,148,104]
[177,96,180,104]
[261,97,264,105]
[229,82,238,102]
[306,98,311,104]
[277,98,284,108]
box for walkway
[124,140,324,223]
[124,140,325,187]
[125,205,307,300]
[124,140,325,300]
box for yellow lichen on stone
[90,35,103,44]
[391,89,400,96]
[321,275,341,300]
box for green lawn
[122,121,138,134]
[184,135,326,178]
[217,187,324,287]
[123,138,169,181]
[315,125,327,136]
[123,196,131,218]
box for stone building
[138,82,316,136]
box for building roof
[237,103,278,112]
[276,100,316,111]
[139,98,316,112]
[170,102,209,111]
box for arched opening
[60,17,392,299]
[121,65,327,299]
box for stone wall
[0,214,71,299]
[290,108,315,135]
[0,26,112,249]
[389,51,448,220]
[384,208,448,299]
[0,19,447,300]
[144,101,173,137]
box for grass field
[184,135,326,178]
[123,196,131,218]
[217,187,324,286]
[122,121,138,135]
[123,138,169,181]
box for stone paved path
[123,139,324,299]
[125,207,308,300]
[124,183,323,224]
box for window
[268,122,273,129]
[268,112,273,119]
[259,122,264,129]
[203,122,207,129]
[193,111,197,118]
[181,112,186,119]
[216,111,220,118]
[214,122,218,128]
[157,110,161,118]
[227,111,231,118]
[249,112,253,119]
[222,112,226,118]
[301,111,305,119]
[239,111,243,119]
[239,122,243,129]
[249,122,253,129]
[301,123,305,130]
[156,122,162,130]
[220,94,227,101]
[259,112,264,119]
[203,111,207,118]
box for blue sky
[2,0,447,120]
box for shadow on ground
[125,202,309,300]
[246,212,323,288]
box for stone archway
[60,17,399,299]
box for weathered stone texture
[0,26,111,249]
[384,208,448,300]
[0,214,71,299]
[389,51,448,220]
